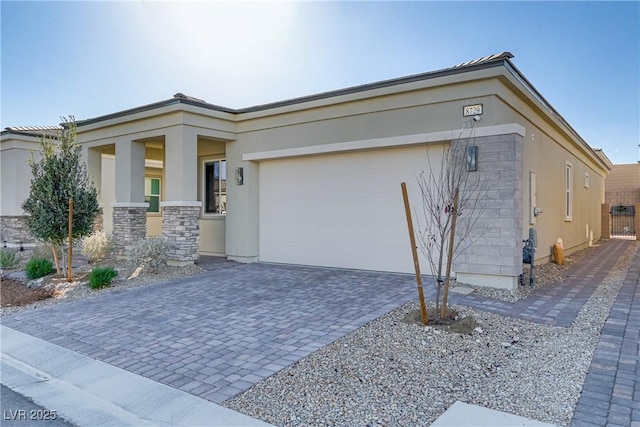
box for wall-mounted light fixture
[235,167,244,185]
[466,146,478,172]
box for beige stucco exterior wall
[0,134,40,245]
[523,131,605,259]
[100,155,116,234]
[1,135,40,216]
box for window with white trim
[204,159,226,214]
[565,162,573,220]
[145,177,161,213]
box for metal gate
[610,205,636,239]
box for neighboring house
[0,126,62,246]
[0,53,610,290]
[603,162,640,239]
[605,163,640,206]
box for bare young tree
[415,125,488,317]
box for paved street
[1,385,75,427]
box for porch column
[83,146,104,231]
[161,126,201,266]
[112,138,148,256]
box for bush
[0,249,20,269]
[127,237,170,273]
[31,244,57,262]
[88,267,118,289]
[81,230,114,262]
[25,258,54,280]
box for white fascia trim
[111,202,149,208]
[242,123,525,161]
[160,201,202,207]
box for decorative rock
[222,245,638,427]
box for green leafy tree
[22,117,99,274]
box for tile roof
[76,52,518,126]
[3,126,62,138]
[453,52,514,68]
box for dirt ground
[1,276,55,307]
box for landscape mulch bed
[1,276,54,307]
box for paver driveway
[3,263,418,403]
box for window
[145,177,161,213]
[565,162,573,220]
[204,160,226,214]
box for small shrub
[88,267,118,289]
[127,237,170,273]
[25,258,54,280]
[0,248,20,269]
[81,230,114,262]
[31,244,57,262]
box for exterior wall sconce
[466,146,478,172]
[235,167,244,185]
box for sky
[1,1,639,164]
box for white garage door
[259,144,444,274]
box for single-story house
[1,52,611,290]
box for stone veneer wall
[162,205,200,265]
[0,215,35,245]
[112,206,147,256]
[453,133,524,288]
[93,208,104,232]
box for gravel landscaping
[2,242,636,426]
[225,242,638,427]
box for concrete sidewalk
[1,326,273,427]
[1,323,556,427]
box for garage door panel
[259,145,443,273]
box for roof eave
[75,97,237,128]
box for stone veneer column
[453,133,524,291]
[0,216,34,246]
[161,202,202,266]
[93,208,104,232]
[112,203,148,257]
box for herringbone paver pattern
[449,240,631,326]
[571,243,640,427]
[3,264,418,402]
